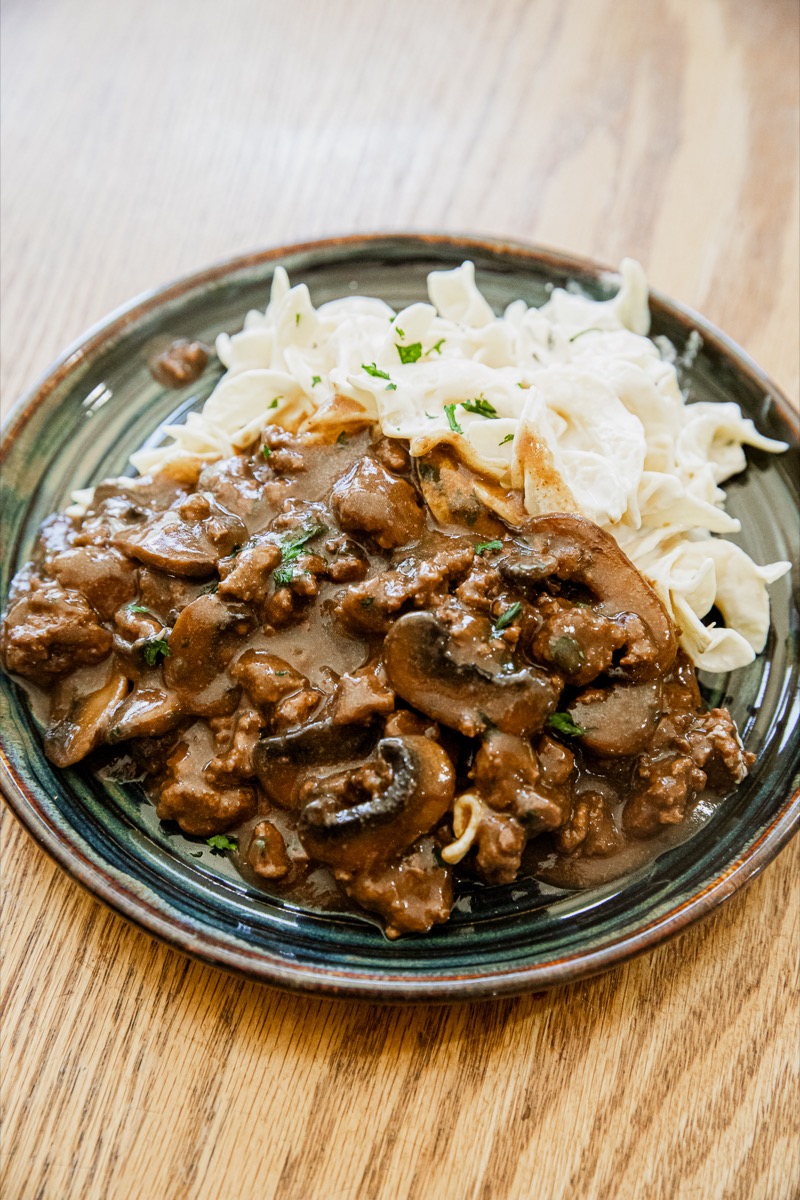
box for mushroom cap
[383,610,560,737]
[298,735,455,872]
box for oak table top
[1,2,798,1198]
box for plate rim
[1,231,798,1002]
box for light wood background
[1,2,798,1198]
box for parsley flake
[311,375,322,387]
[206,834,239,854]
[336,431,348,445]
[444,403,463,434]
[143,637,171,667]
[274,566,294,587]
[128,604,152,616]
[394,326,405,339]
[261,444,271,460]
[546,712,586,737]
[295,312,301,326]
[269,396,282,409]
[475,540,503,556]
[385,382,397,391]
[461,395,498,419]
[275,524,326,585]
[493,601,522,632]
[361,362,392,380]
[396,341,422,365]
[430,338,445,354]
[500,433,514,446]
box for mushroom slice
[164,593,250,717]
[383,610,560,737]
[499,514,677,679]
[44,664,129,767]
[252,720,379,809]
[568,679,663,757]
[298,736,455,872]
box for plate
[1,234,798,1001]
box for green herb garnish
[430,338,445,354]
[261,444,271,459]
[274,566,294,587]
[336,431,348,445]
[546,712,586,737]
[444,403,463,434]
[385,382,397,391]
[143,637,171,667]
[493,601,522,632]
[275,524,326,584]
[461,395,498,419]
[295,312,301,326]
[311,375,322,387]
[394,326,405,339]
[128,604,152,616]
[360,597,375,608]
[475,540,503,556]
[269,397,281,409]
[361,362,392,380]
[206,834,238,854]
[499,433,514,446]
[396,341,422,365]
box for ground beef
[157,727,256,835]
[528,594,627,685]
[556,789,623,856]
[339,839,453,938]
[150,339,208,388]
[332,662,395,725]
[2,583,113,682]
[335,543,474,634]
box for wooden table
[1,2,798,1197]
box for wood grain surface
[1,1,798,1197]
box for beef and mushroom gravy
[0,424,753,937]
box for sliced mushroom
[107,685,184,741]
[44,663,129,767]
[114,492,247,577]
[498,514,677,679]
[569,679,663,757]
[383,610,560,737]
[298,735,455,871]
[252,719,379,809]
[164,593,250,716]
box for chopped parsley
[516,381,526,389]
[143,637,171,666]
[430,338,445,354]
[361,362,392,380]
[360,597,375,608]
[261,444,271,459]
[493,601,522,632]
[385,382,397,391]
[394,326,406,339]
[461,395,498,419]
[128,604,152,616]
[546,712,586,737]
[396,341,423,365]
[499,433,514,446]
[311,375,322,387]
[206,834,238,854]
[295,312,301,326]
[200,581,218,595]
[269,397,281,409]
[444,403,463,434]
[475,540,503,556]
[336,431,348,445]
[275,524,326,586]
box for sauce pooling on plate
[0,425,753,937]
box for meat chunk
[150,339,209,388]
[218,536,282,603]
[338,838,453,938]
[556,789,623,856]
[157,725,255,835]
[471,731,570,831]
[528,595,627,685]
[330,456,425,549]
[49,546,137,618]
[685,708,753,790]
[624,756,707,838]
[471,808,527,884]
[248,820,292,879]
[332,662,395,725]
[1,583,112,683]
[334,543,474,634]
[230,651,309,710]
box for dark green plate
[1,235,798,1001]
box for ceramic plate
[1,235,798,1001]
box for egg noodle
[117,260,789,674]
